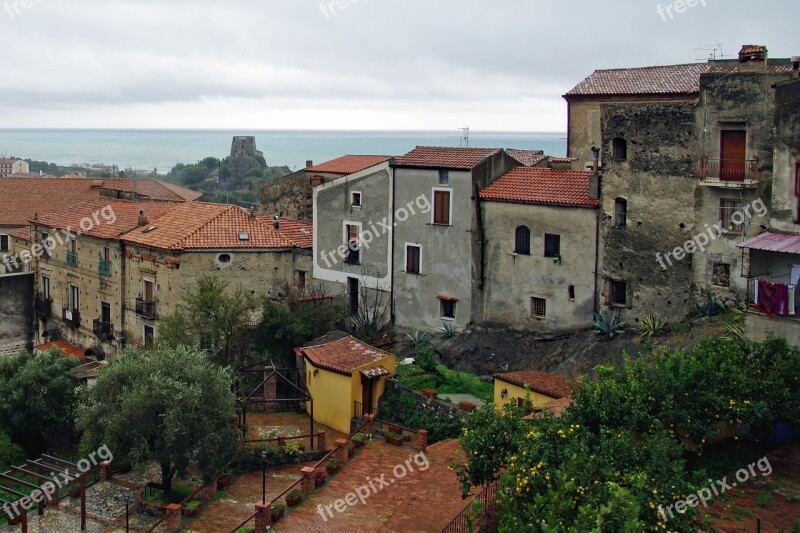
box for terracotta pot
[271,507,285,521]
[182,505,200,518]
[326,466,337,475]
[385,435,403,446]
[287,495,301,507]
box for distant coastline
[0,129,567,175]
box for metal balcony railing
[135,298,157,319]
[92,319,114,340]
[98,259,112,276]
[35,295,52,316]
[62,308,81,328]
[698,158,759,183]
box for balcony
[98,259,112,277]
[698,158,759,188]
[35,295,52,317]
[136,298,157,319]
[62,308,81,328]
[66,251,78,267]
[344,248,360,265]
[92,319,114,341]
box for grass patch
[755,491,773,508]
[395,364,493,403]
[142,484,193,505]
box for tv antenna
[459,126,470,148]
[695,42,725,61]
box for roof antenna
[459,126,470,148]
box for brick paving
[273,438,469,533]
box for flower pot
[384,434,403,446]
[326,466,338,475]
[182,505,201,518]
[459,401,477,412]
[271,507,285,521]
[353,440,363,448]
[287,495,301,507]
[422,388,438,399]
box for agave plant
[637,313,666,338]
[593,310,626,338]
[405,329,428,349]
[722,320,745,341]
[440,320,457,338]
[694,293,728,317]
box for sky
[0,0,796,132]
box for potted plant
[217,468,233,489]
[271,502,285,521]
[352,432,365,448]
[459,401,477,412]
[315,470,327,487]
[384,431,404,446]
[421,388,438,399]
[286,489,302,507]
[182,500,201,518]
[326,457,339,474]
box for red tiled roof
[738,232,800,254]
[6,227,31,241]
[301,333,394,376]
[494,371,571,399]
[34,199,178,239]
[122,203,295,251]
[393,146,502,170]
[256,215,313,249]
[35,340,85,360]
[97,179,202,202]
[480,167,599,208]
[707,63,793,74]
[506,149,547,167]
[566,63,709,97]
[306,155,391,175]
[0,178,198,227]
[548,156,578,164]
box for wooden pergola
[1,454,91,532]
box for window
[297,270,306,290]
[614,198,628,227]
[405,244,421,274]
[69,239,77,253]
[795,162,800,223]
[719,199,744,233]
[41,276,50,300]
[351,192,362,207]
[610,280,627,307]
[440,300,456,319]
[438,170,449,184]
[347,277,359,315]
[133,245,141,256]
[156,251,165,261]
[514,226,531,255]
[217,253,232,264]
[432,189,451,225]
[144,325,155,348]
[41,231,49,251]
[612,137,627,161]
[712,263,731,287]
[531,297,547,318]
[568,285,576,301]
[0,234,7,252]
[69,285,80,312]
[344,223,360,264]
[544,234,561,258]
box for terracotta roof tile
[506,149,547,167]
[566,63,708,96]
[494,371,571,399]
[480,167,599,208]
[6,227,31,241]
[256,215,313,249]
[301,332,394,376]
[306,155,391,175]
[393,146,502,170]
[122,203,295,251]
[0,177,198,227]
[34,199,178,239]
[35,340,85,360]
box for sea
[0,129,567,174]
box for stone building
[230,136,264,160]
[0,159,28,177]
[311,156,393,314]
[738,71,800,345]
[479,168,600,331]
[565,45,796,323]
[390,147,519,330]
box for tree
[157,275,256,368]
[0,431,24,471]
[0,350,78,455]
[78,345,236,494]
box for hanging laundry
[789,285,797,316]
[757,280,779,316]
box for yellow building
[298,331,396,434]
[493,370,571,413]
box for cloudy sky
[0,0,796,131]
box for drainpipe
[590,146,601,315]
[389,163,396,323]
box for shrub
[283,440,303,458]
[234,445,284,472]
[327,457,338,469]
[592,310,626,337]
[352,432,365,443]
[414,344,438,373]
[184,500,201,512]
[440,320,457,338]
[694,293,728,317]
[385,432,404,441]
[405,329,428,349]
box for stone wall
[259,170,312,222]
[0,272,34,356]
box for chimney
[793,56,800,78]
[273,215,280,229]
[137,210,148,227]
[249,207,257,220]
[306,160,313,168]
[589,146,601,200]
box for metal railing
[136,298,157,319]
[62,308,81,328]
[98,259,111,276]
[92,320,114,341]
[698,158,759,182]
[442,481,499,533]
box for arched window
[615,198,628,227]
[515,226,531,255]
[612,137,628,161]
